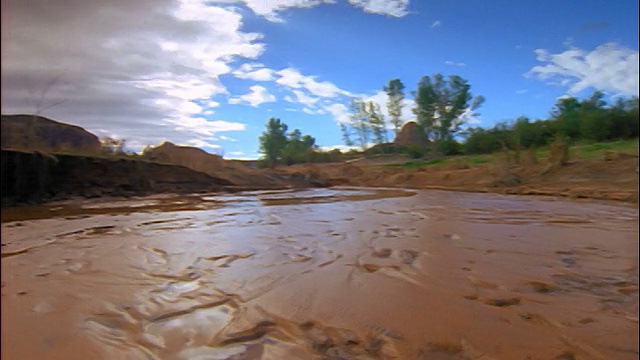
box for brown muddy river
[1,188,638,360]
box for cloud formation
[1,0,406,152]
[1,0,260,150]
[275,68,351,98]
[444,60,465,67]
[347,0,409,17]
[526,43,639,97]
[228,85,277,107]
[218,0,410,22]
[225,0,331,22]
[232,63,276,81]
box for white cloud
[515,89,528,94]
[224,0,330,22]
[276,68,307,89]
[232,63,275,81]
[185,138,222,150]
[284,89,320,106]
[218,135,237,142]
[228,85,277,107]
[526,42,639,97]
[324,103,350,124]
[170,116,246,136]
[1,0,263,149]
[347,0,409,17]
[430,20,441,28]
[275,67,350,98]
[444,60,466,67]
[301,107,326,115]
[225,0,409,21]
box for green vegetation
[387,156,489,170]
[574,139,638,159]
[257,73,638,168]
[387,139,638,170]
[384,79,405,137]
[258,118,318,167]
[341,99,388,150]
[413,73,484,145]
[463,92,638,156]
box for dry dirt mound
[1,114,101,154]
[142,142,325,189]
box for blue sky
[2,0,638,159]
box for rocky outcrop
[393,121,429,148]
[1,114,102,154]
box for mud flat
[1,188,638,359]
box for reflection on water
[2,188,638,359]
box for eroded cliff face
[1,150,232,207]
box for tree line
[259,73,638,164]
[463,91,639,155]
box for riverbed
[1,188,638,359]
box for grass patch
[387,158,445,169]
[465,157,490,165]
[574,139,638,159]
[383,139,638,168]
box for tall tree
[412,74,484,143]
[258,118,288,166]
[365,101,388,145]
[340,123,354,147]
[384,79,405,137]
[346,98,371,151]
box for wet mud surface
[2,187,638,359]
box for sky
[1,0,638,159]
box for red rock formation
[393,121,429,148]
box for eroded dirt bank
[0,150,329,207]
[1,188,638,359]
[283,154,639,203]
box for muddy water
[1,188,638,360]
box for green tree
[340,99,390,150]
[512,116,554,148]
[281,129,317,165]
[412,74,484,144]
[384,79,405,137]
[608,96,639,139]
[340,123,354,147]
[345,98,372,151]
[550,96,582,139]
[258,118,288,166]
[365,101,388,145]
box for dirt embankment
[283,152,639,203]
[0,150,235,207]
[0,150,335,207]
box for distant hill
[1,114,102,154]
